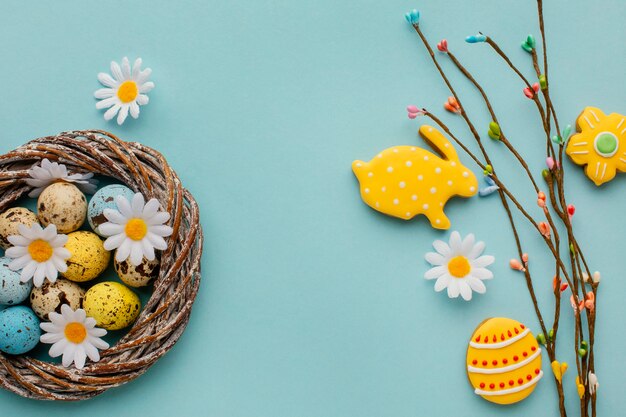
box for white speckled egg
[61,231,111,282]
[0,207,39,249]
[88,184,134,235]
[37,182,87,233]
[0,256,33,306]
[83,282,141,330]
[29,278,85,320]
[114,255,160,288]
[0,306,41,354]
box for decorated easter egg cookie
[466,317,543,405]
[352,125,477,229]
[566,107,626,186]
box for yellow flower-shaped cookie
[566,107,626,186]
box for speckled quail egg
[0,256,33,306]
[83,282,141,330]
[61,231,111,282]
[0,207,39,249]
[114,255,159,288]
[88,184,134,236]
[37,182,87,233]
[29,278,85,320]
[0,306,41,354]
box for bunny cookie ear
[418,125,459,162]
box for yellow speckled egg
[61,231,111,282]
[115,255,160,288]
[0,208,39,249]
[83,282,141,330]
[37,182,87,233]
[29,278,85,320]
[466,317,543,405]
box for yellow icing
[466,317,543,405]
[352,125,477,229]
[566,107,626,186]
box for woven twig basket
[0,130,202,401]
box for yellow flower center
[64,322,87,344]
[28,239,53,263]
[125,218,148,241]
[448,255,471,278]
[117,80,138,103]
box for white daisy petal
[49,339,68,358]
[142,199,160,218]
[116,239,132,262]
[131,193,145,216]
[447,279,460,298]
[472,268,494,280]
[468,241,486,259]
[425,252,446,266]
[74,345,87,370]
[40,322,59,333]
[434,274,450,292]
[149,225,173,237]
[472,255,495,268]
[131,58,143,79]
[467,277,487,293]
[461,234,475,254]
[89,328,107,339]
[97,72,118,88]
[136,94,149,105]
[84,342,100,362]
[116,196,134,218]
[117,105,130,125]
[94,88,115,99]
[424,265,446,280]
[8,254,31,270]
[88,335,109,350]
[139,81,154,93]
[136,68,152,84]
[62,343,76,367]
[130,101,140,119]
[449,231,462,254]
[96,96,118,110]
[99,222,125,237]
[121,57,131,79]
[110,60,124,81]
[103,232,127,250]
[141,239,156,261]
[130,242,144,266]
[146,233,167,250]
[6,246,28,258]
[458,280,473,301]
[147,212,170,225]
[103,208,127,224]
[432,240,451,257]
[104,104,121,121]
[40,332,64,344]
[7,235,30,246]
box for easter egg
[0,306,41,354]
[29,278,85,320]
[115,255,159,288]
[466,317,543,405]
[88,184,134,235]
[0,207,39,249]
[0,256,33,306]
[61,231,111,282]
[83,282,141,330]
[37,182,87,233]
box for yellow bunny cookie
[352,125,477,229]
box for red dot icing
[499,382,505,388]
[500,333,505,341]
[489,383,495,389]
[531,346,537,351]
[482,360,488,366]
[513,356,519,361]
[502,358,508,364]
[480,383,485,389]
[527,374,532,381]
[535,368,540,375]
[508,330,512,337]
[492,335,497,343]
[518,378,523,385]
[508,380,514,386]
[472,360,477,365]
[514,328,519,334]
[475,335,481,342]
[523,352,528,357]
[492,360,498,366]
[484,336,489,343]
[520,324,525,329]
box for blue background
[0,0,624,416]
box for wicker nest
[0,130,202,401]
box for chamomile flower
[40,304,109,369]
[99,193,173,266]
[26,159,97,197]
[94,57,154,125]
[424,231,494,301]
[6,224,71,287]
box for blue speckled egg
[88,184,134,235]
[0,257,33,306]
[0,306,41,354]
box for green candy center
[595,133,618,156]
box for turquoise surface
[0,0,625,415]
